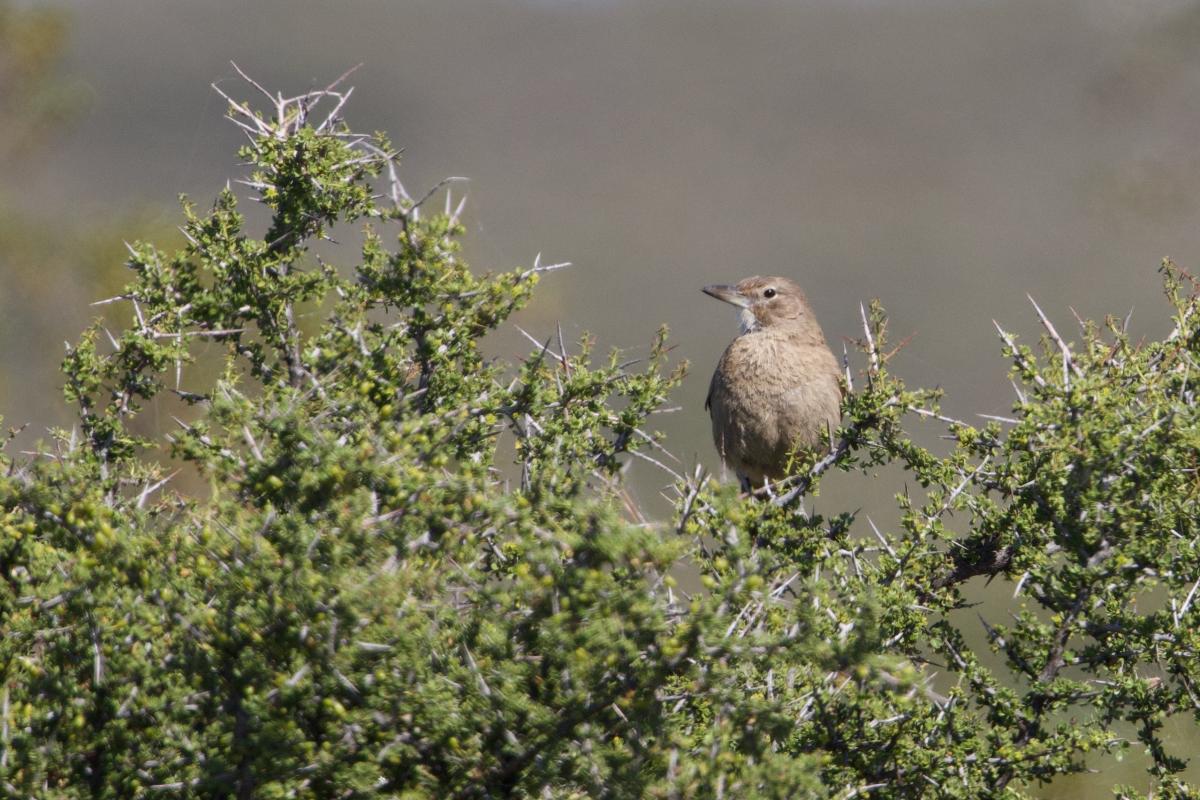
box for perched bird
[703,276,842,491]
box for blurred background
[5,0,1200,793]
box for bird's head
[702,276,815,334]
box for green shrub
[2,71,1199,799]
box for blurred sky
[10,0,1200,791]
[10,0,1200,499]
[18,0,1200,476]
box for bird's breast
[708,329,841,468]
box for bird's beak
[702,284,751,308]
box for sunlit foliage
[1,73,1198,799]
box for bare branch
[1027,294,1083,383]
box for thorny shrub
[1,71,1199,799]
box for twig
[1027,294,1083,383]
[860,302,879,377]
[993,321,1047,388]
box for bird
[703,276,842,492]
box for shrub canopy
[2,73,1199,799]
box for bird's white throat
[738,308,759,335]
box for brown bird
[703,276,842,491]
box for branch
[1027,294,1083,384]
[993,320,1047,389]
[928,541,1013,592]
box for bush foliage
[2,73,1199,798]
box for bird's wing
[704,370,715,414]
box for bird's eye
[763,287,776,299]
